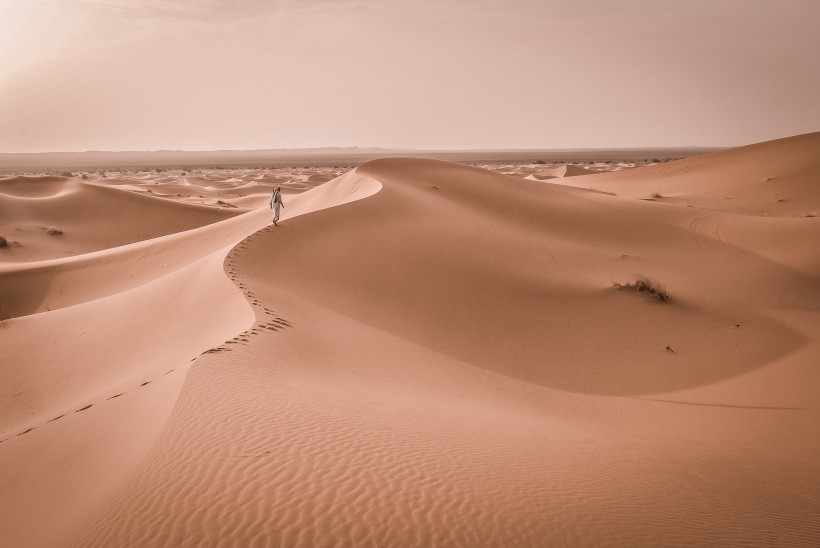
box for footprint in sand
[205,347,230,353]
[4,365,188,444]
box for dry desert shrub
[614,276,670,302]
[0,235,7,248]
[47,227,64,235]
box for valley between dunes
[1,133,819,547]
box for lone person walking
[270,185,284,226]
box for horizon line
[1,145,723,156]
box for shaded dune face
[240,156,815,395]
[0,175,71,198]
[0,176,238,264]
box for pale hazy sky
[1,0,818,152]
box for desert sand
[1,132,819,547]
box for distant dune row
[0,147,718,172]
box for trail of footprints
[207,309,292,354]
[1,230,289,444]
[211,230,294,355]
[0,368,178,444]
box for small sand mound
[0,176,71,198]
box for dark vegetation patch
[613,276,670,302]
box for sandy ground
[1,133,819,547]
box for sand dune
[559,131,820,216]
[0,175,237,262]
[526,163,594,179]
[2,134,820,547]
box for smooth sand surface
[1,133,819,547]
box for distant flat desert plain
[1,133,819,547]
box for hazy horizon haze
[1,0,818,153]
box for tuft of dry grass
[0,235,7,248]
[613,276,670,302]
[47,227,64,236]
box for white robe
[270,190,282,222]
